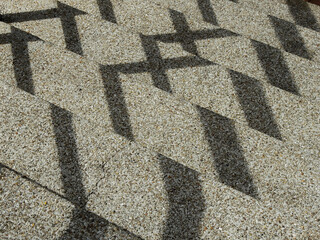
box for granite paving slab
[0,81,317,239]
[149,0,320,63]
[87,142,317,239]
[235,0,320,32]
[0,27,319,233]
[4,0,317,102]
[0,0,319,238]
[0,167,74,239]
[0,19,318,154]
[0,81,143,239]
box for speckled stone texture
[0,0,319,239]
[0,81,318,239]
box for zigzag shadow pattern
[0,1,284,140]
[51,105,142,240]
[0,6,263,238]
[1,5,263,198]
[0,1,86,55]
[0,26,143,240]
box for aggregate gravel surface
[0,0,319,239]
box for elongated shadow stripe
[197,106,259,198]
[229,70,282,140]
[100,65,135,141]
[51,104,87,208]
[97,0,117,23]
[269,15,311,59]
[286,0,320,32]
[0,1,86,55]
[0,27,41,94]
[51,103,143,239]
[159,154,205,240]
[51,104,142,239]
[197,0,218,25]
[252,40,299,95]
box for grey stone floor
[0,0,319,239]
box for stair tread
[0,28,319,233]
[0,81,318,239]
[0,0,319,238]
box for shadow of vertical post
[100,65,135,141]
[51,104,142,239]
[97,0,117,23]
[196,106,259,199]
[57,2,86,55]
[228,70,282,140]
[50,104,87,207]
[10,27,41,94]
[159,154,205,240]
[268,15,311,59]
[197,0,218,25]
[251,39,300,95]
[286,0,320,32]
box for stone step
[0,0,320,102]
[149,0,320,63]
[0,20,319,233]
[40,0,320,63]
[0,18,318,152]
[271,0,320,17]
[227,0,320,32]
[0,80,317,239]
[0,1,319,234]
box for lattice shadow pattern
[0,0,313,237]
